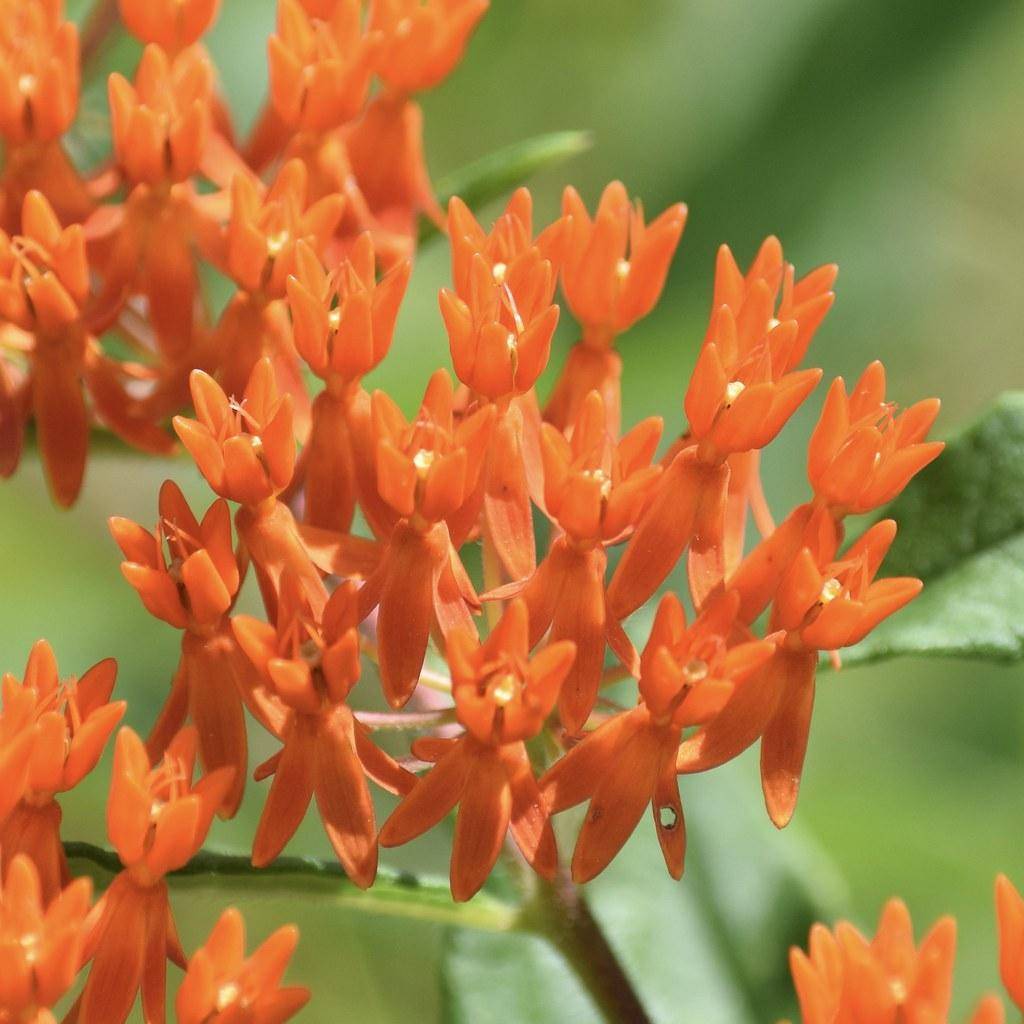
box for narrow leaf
[420,130,593,244]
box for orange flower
[509,390,662,731]
[232,576,413,884]
[119,0,221,53]
[268,0,379,133]
[0,192,172,503]
[174,358,326,616]
[380,600,574,901]
[78,726,233,1024]
[221,160,345,301]
[971,996,1007,1024]
[542,592,773,882]
[370,0,489,95]
[175,358,296,507]
[545,183,687,434]
[997,874,1024,1011]
[109,480,260,817]
[287,233,410,532]
[678,520,921,827]
[789,899,956,1024]
[0,0,78,147]
[0,854,92,1024]
[109,45,213,187]
[809,361,944,515]
[0,641,123,901]
[206,159,345,430]
[176,908,309,1024]
[360,370,493,705]
[440,188,564,400]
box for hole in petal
[658,805,678,831]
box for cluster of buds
[0,1,951,1020]
[784,874,1024,1024]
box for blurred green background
[4,0,1024,1020]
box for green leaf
[846,392,1024,666]
[440,760,845,1024]
[420,130,593,244]
[64,842,518,933]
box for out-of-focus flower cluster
[0,0,947,1021]
[784,874,1024,1024]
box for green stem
[519,867,653,1024]
[64,842,517,934]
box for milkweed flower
[341,0,488,263]
[679,519,921,827]
[809,360,944,516]
[206,159,345,432]
[380,600,575,901]
[286,232,410,533]
[119,0,221,53]
[173,358,326,616]
[268,0,378,135]
[77,726,233,1024]
[233,576,413,884]
[0,191,172,504]
[0,0,90,231]
[546,182,687,434]
[440,188,566,580]
[357,370,493,706]
[109,480,260,817]
[541,592,773,881]
[0,641,123,901]
[0,854,92,1024]
[176,908,309,1024]
[510,389,663,732]
[789,899,956,1024]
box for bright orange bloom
[997,874,1024,1011]
[119,0,221,53]
[0,641,123,901]
[109,45,213,187]
[0,0,89,235]
[109,480,258,817]
[174,358,326,616]
[971,996,1007,1024]
[78,726,233,1024]
[287,233,410,532]
[176,908,309,1024]
[439,188,565,578]
[0,192,171,504]
[268,0,379,133]
[679,520,921,827]
[789,899,956,1024]
[207,159,345,427]
[380,600,574,901]
[233,576,413,884]
[359,370,493,705]
[510,390,662,731]
[0,0,78,148]
[370,0,489,95]
[546,182,687,434]
[175,359,295,507]
[809,361,944,516]
[542,592,773,882]
[441,189,564,401]
[0,854,92,1024]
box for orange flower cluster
[785,875,1024,1024]
[0,0,949,1019]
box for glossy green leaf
[846,392,1024,666]
[419,130,593,244]
[440,760,844,1024]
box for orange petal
[501,743,557,880]
[379,742,469,848]
[252,723,315,867]
[450,747,511,902]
